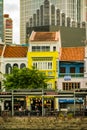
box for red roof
[60,47,84,61]
[30,31,59,42]
[3,46,28,58]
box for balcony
[59,73,84,78]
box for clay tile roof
[3,46,28,58]
[30,31,59,42]
[60,47,85,61]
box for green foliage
[3,67,48,90]
[67,112,73,119]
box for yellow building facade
[27,31,61,111]
[27,51,58,89]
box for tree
[3,67,48,90]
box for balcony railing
[59,73,84,78]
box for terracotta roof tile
[60,47,84,61]
[30,31,59,42]
[3,46,28,58]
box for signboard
[59,98,83,103]
[64,76,71,81]
[45,91,57,95]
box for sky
[4,0,20,44]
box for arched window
[20,63,26,69]
[13,63,18,68]
[5,63,12,74]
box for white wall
[58,77,85,90]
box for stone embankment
[0,116,87,130]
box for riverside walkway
[0,116,87,130]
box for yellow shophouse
[27,31,61,112]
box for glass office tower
[20,0,83,44]
[0,0,3,42]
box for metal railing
[59,73,84,77]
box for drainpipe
[12,90,14,116]
[42,89,44,116]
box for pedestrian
[19,106,22,116]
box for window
[62,82,80,91]
[48,62,52,69]
[62,13,65,26]
[46,46,50,51]
[32,46,35,51]
[70,67,75,73]
[44,0,50,25]
[5,63,12,74]
[80,67,84,73]
[38,62,42,69]
[43,62,47,69]
[53,46,56,51]
[56,9,60,26]
[60,67,65,73]
[33,62,37,69]
[32,46,50,52]
[37,46,40,51]
[20,63,26,69]
[33,61,52,70]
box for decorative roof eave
[30,40,58,42]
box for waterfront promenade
[0,116,87,130]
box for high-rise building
[4,14,13,44]
[82,0,87,22]
[0,0,4,42]
[20,0,30,44]
[20,0,84,44]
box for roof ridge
[1,44,6,57]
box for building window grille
[62,82,80,91]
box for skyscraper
[82,0,87,22]
[0,0,4,42]
[20,0,30,44]
[20,0,84,44]
[4,14,13,44]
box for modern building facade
[27,0,83,26]
[20,0,30,44]
[20,0,84,44]
[82,0,87,22]
[0,0,4,42]
[4,14,13,44]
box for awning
[59,98,83,103]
